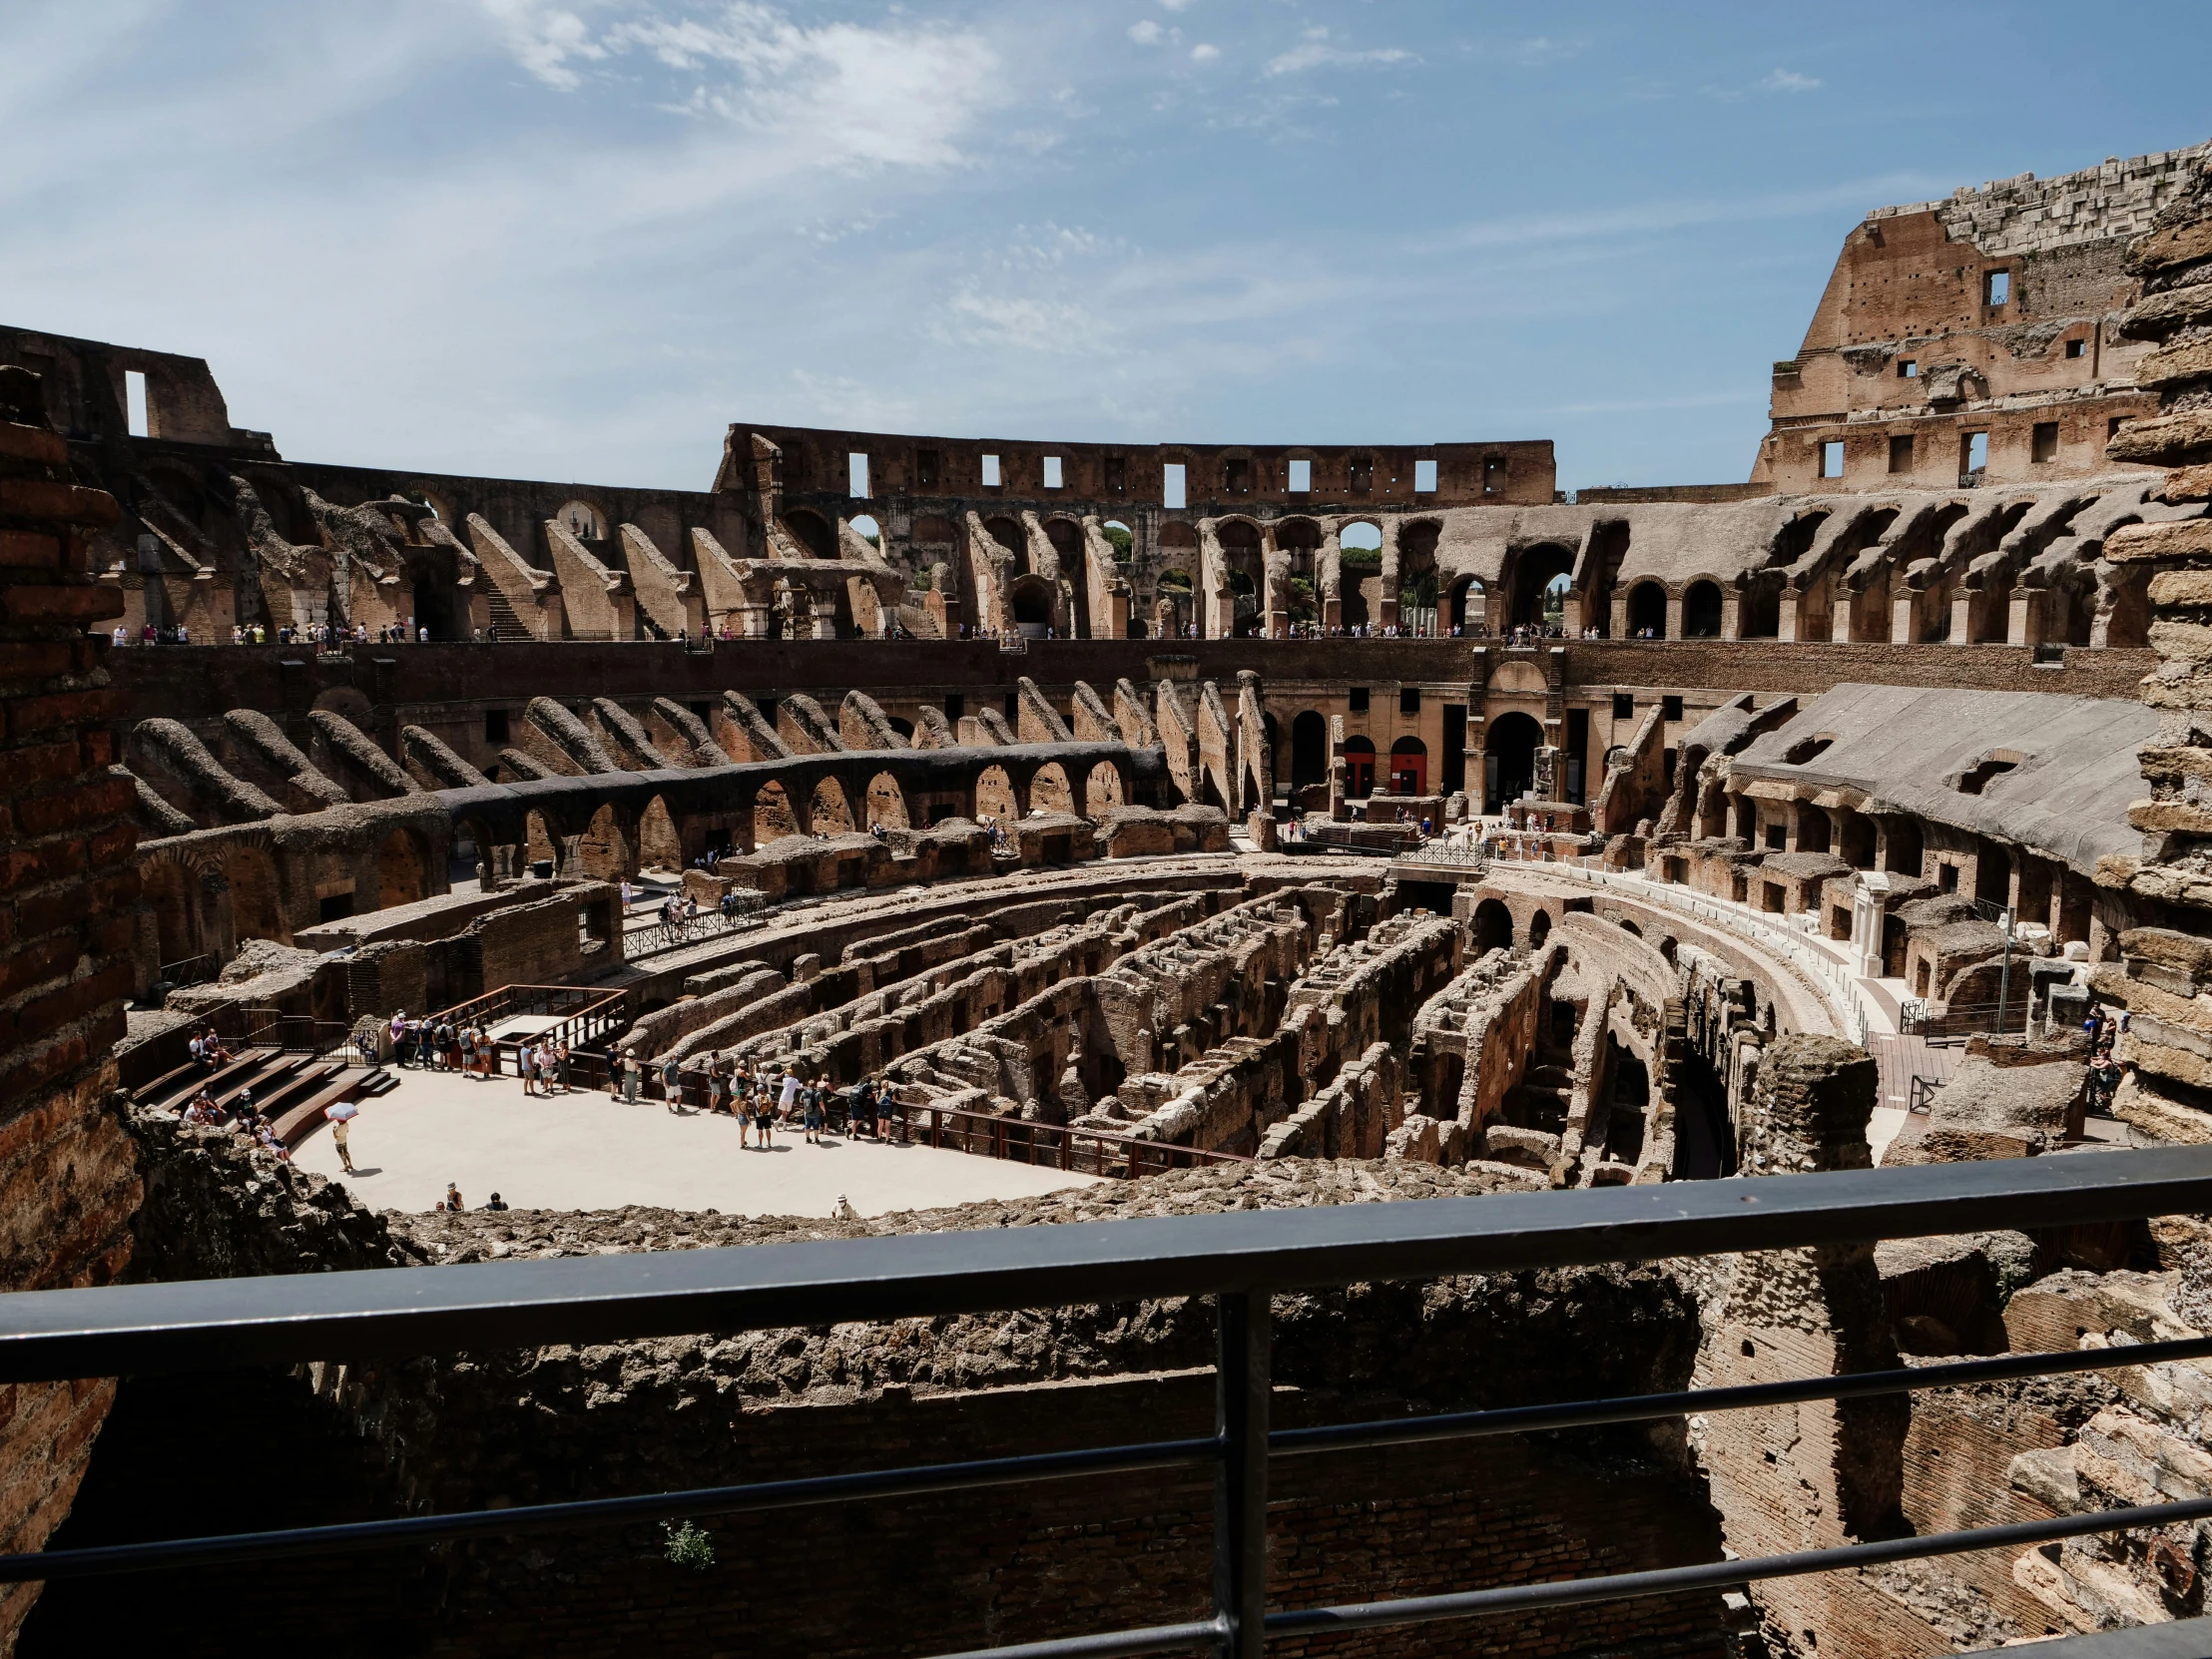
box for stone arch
[375,826,431,910]
[1626,580,1668,638]
[754,780,803,843]
[1471,897,1513,955]
[1275,517,1323,561]
[1389,737,1427,798]
[640,794,683,870]
[555,499,608,540]
[523,810,562,874]
[866,772,912,830]
[1682,579,1724,639]
[1083,760,1126,816]
[1486,710,1542,811]
[1030,762,1075,815]
[1343,736,1376,799]
[1043,517,1082,560]
[1506,543,1575,630]
[1448,576,1485,632]
[984,515,1028,572]
[1009,574,1055,631]
[576,803,636,880]
[785,509,835,559]
[810,776,856,834]
[1291,710,1328,788]
[142,852,203,967]
[976,764,1019,824]
[222,836,287,943]
[1527,908,1552,949]
[451,814,500,888]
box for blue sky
[4,1,2209,493]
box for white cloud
[1761,68,1821,92]
[482,0,608,90]
[1189,41,1218,62]
[1264,33,1414,77]
[481,2,1011,171]
[1158,0,1194,10]
[1128,18,1162,45]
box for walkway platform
[288,1067,1098,1217]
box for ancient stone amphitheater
[5,141,2212,1659]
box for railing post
[1214,1290,1270,1659]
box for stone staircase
[484,585,530,641]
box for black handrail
[1,1148,2210,1654]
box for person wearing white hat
[325,1098,359,1173]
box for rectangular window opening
[484,709,510,745]
[1348,687,1370,715]
[1662,695,1684,723]
[1002,692,1020,722]
[944,693,964,721]
[1398,687,1420,716]
[2065,337,2087,359]
[1889,434,1915,474]
[1819,439,1845,480]
[848,451,870,497]
[1162,462,1186,509]
[1042,455,1063,489]
[1765,824,1788,852]
[125,369,149,438]
[1985,270,2010,305]
[1611,693,1634,721]
[1413,458,1438,493]
[1288,458,1311,493]
[2031,421,2059,464]
[1897,359,1918,378]
[1962,430,1989,481]
[981,454,1001,488]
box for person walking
[621,1048,642,1103]
[325,1100,358,1173]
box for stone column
[1691,1035,1908,1648]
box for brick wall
[0,365,144,1652]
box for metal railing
[3,1151,2212,1659]
[416,983,631,1059]
[623,898,767,959]
[156,953,220,990]
[238,1008,354,1059]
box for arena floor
[288,1068,1099,1217]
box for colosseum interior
[7,137,2212,1659]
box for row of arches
[471,757,1140,882]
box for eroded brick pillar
[0,363,143,1651]
[1691,1033,1912,1656]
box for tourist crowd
[616,1046,889,1150]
